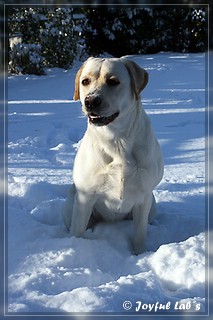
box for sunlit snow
[7,53,206,315]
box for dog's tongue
[88,112,119,126]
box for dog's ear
[121,58,148,99]
[73,63,85,101]
[73,57,95,100]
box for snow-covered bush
[8,8,78,73]
[40,8,77,68]
[9,43,45,75]
[8,7,206,75]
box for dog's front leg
[62,184,76,231]
[70,191,96,237]
[132,193,153,255]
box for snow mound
[31,198,65,226]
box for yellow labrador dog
[62,57,164,254]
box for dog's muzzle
[84,95,119,126]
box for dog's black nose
[85,95,102,109]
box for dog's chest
[103,161,133,197]
[96,157,142,215]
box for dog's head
[73,57,148,127]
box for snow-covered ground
[7,53,207,316]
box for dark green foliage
[39,8,76,68]
[82,7,206,57]
[7,7,206,75]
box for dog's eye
[106,78,120,86]
[82,78,91,86]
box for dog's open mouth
[88,112,119,126]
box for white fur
[62,57,164,255]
